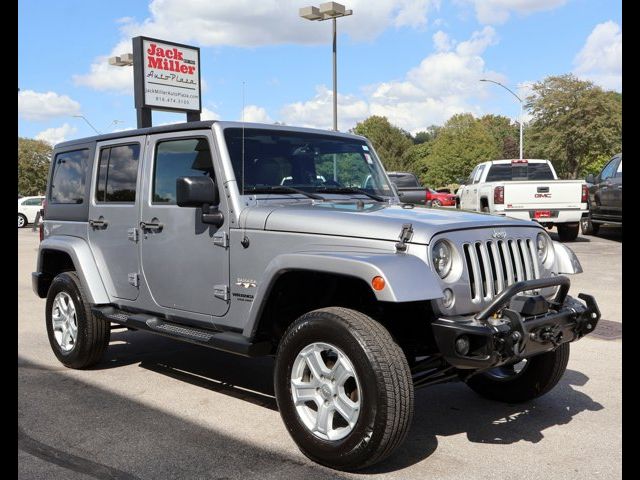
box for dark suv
[582,153,622,235]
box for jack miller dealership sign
[132,36,201,127]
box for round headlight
[537,232,550,262]
[432,240,453,278]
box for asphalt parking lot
[18,226,621,480]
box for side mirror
[176,176,223,227]
[585,174,595,184]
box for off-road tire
[46,272,110,369]
[557,223,580,242]
[274,307,414,471]
[465,343,570,403]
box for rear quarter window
[50,149,89,204]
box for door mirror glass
[176,176,219,207]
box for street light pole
[480,79,524,159]
[300,2,352,132]
[72,115,101,135]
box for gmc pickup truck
[457,159,588,241]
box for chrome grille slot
[464,237,541,303]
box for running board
[92,306,271,357]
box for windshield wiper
[315,187,386,202]
[244,186,325,200]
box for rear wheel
[431,199,442,207]
[46,272,110,369]
[464,343,570,403]
[274,307,414,471]
[557,223,580,241]
[481,206,490,213]
[581,215,600,235]
[18,213,27,228]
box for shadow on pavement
[83,330,605,474]
[548,225,622,243]
[18,356,344,480]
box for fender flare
[244,251,443,337]
[38,237,110,304]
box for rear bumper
[497,209,586,224]
[32,272,51,298]
[431,276,600,370]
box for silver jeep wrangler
[33,121,600,471]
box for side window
[95,144,140,203]
[50,149,89,204]
[23,198,43,206]
[467,167,477,184]
[616,158,622,177]
[600,158,618,181]
[153,138,214,204]
[473,165,485,184]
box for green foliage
[351,116,413,171]
[525,74,622,179]
[18,137,52,196]
[421,114,500,186]
[413,125,441,145]
[480,114,520,159]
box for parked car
[457,159,588,241]
[581,153,622,235]
[426,188,457,207]
[18,195,45,228]
[386,171,427,204]
[33,121,599,471]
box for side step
[93,306,272,357]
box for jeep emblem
[492,229,507,239]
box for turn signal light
[371,276,386,291]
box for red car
[426,188,456,206]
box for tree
[525,74,622,179]
[18,137,52,196]
[421,114,500,187]
[351,116,413,171]
[479,114,520,159]
[413,125,441,145]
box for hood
[241,201,539,244]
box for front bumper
[431,276,600,370]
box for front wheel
[464,343,570,403]
[274,307,414,471]
[18,213,27,228]
[431,199,442,207]
[581,216,600,235]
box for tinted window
[50,149,89,204]
[485,163,555,181]
[22,198,44,206]
[95,144,140,203]
[389,174,420,188]
[600,158,618,180]
[153,138,214,204]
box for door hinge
[128,273,139,287]
[213,232,229,248]
[127,228,139,243]
[395,223,414,252]
[213,284,230,301]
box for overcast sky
[18,0,621,144]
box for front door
[88,138,145,301]
[139,131,230,317]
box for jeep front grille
[463,239,540,302]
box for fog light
[442,288,454,308]
[455,335,470,356]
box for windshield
[223,128,393,198]
[485,162,555,181]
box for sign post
[132,36,202,128]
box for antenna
[241,81,246,195]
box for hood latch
[395,223,414,252]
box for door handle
[140,221,164,232]
[89,218,108,228]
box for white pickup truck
[457,159,588,241]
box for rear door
[139,130,230,318]
[597,156,619,214]
[88,138,145,301]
